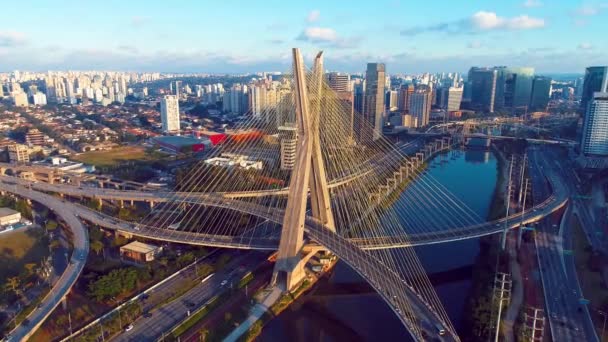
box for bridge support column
[517,226,524,249]
[149,200,154,209]
[273,49,336,292]
[61,296,67,311]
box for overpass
[0,183,89,342]
[0,165,568,249]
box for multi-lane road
[112,251,269,342]
[0,183,89,342]
[529,147,598,342]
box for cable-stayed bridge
[0,49,570,341]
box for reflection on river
[258,150,498,341]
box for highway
[111,252,269,342]
[0,172,568,249]
[0,183,89,342]
[529,147,598,342]
[0,181,459,340]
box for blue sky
[0,0,606,73]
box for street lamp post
[194,256,198,277]
[111,297,123,328]
[597,309,607,342]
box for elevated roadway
[0,170,568,249]
[0,183,89,342]
[0,182,457,341]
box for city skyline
[0,1,607,73]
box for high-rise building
[362,63,386,140]
[8,144,29,163]
[0,83,4,98]
[409,86,432,127]
[170,80,181,97]
[161,95,180,133]
[468,67,497,113]
[65,78,75,101]
[26,129,45,146]
[574,77,584,100]
[223,84,247,115]
[398,84,414,112]
[327,73,350,92]
[32,92,47,106]
[581,67,608,111]
[493,66,508,110]
[278,125,297,170]
[249,84,267,118]
[12,92,28,107]
[447,86,463,112]
[503,67,534,113]
[529,76,552,111]
[581,92,608,156]
[353,82,364,114]
[385,90,398,111]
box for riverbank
[236,258,338,342]
[460,145,509,340]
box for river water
[258,149,498,341]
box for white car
[125,324,134,332]
[220,280,228,286]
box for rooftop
[120,241,161,254]
[0,207,20,217]
[153,135,206,147]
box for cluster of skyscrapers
[0,70,162,107]
[466,66,551,114]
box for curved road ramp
[0,183,89,342]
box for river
[258,149,498,341]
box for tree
[87,198,102,211]
[91,240,104,258]
[6,277,20,291]
[24,263,37,276]
[14,199,32,220]
[46,220,59,231]
[89,226,104,242]
[87,268,139,302]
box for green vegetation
[572,214,608,340]
[45,220,59,231]
[0,194,33,220]
[238,273,254,289]
[72,146,147,167]
[87,267,150,301]
[0,227,50,334]
[460,235,509,341]
[0,228,49,290]
[169,296,219,338]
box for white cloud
[470,11,545,30]
[0,31,27,47]
[307,10,320,23]
[523,0,543,8]
[578,42,593,50]
[296,27,360,49]
[401,11,545,35]
[298,27,338,43]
